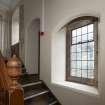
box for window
[12,8,19,45]
[66,16,98,86]
[0,15,2,51]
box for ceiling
[0,0,21,9]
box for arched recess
[26,18,40,74]
[51,15,99,84]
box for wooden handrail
[0,51,12,90]
[0,51,24,105]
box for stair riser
[23,83,46,93]
[19,74,39,84]
[25,93,49,105]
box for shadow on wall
[25,18,40,74]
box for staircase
[0,52,61,105]
[19,74,61,105]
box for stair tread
[24,89,49,100]
[19,80,40,85]
[22,81,42,87]
[19,74,61,104]
[49,100,58,105]
[48,98,58,105]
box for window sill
[52,80,99,97]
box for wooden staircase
[20,74,61,105]
[0,52,61,105]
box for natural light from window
[11,8,19,45]
[71,24,94,79]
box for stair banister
[7,55,24,105]
[0,52,24,105]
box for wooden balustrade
[0,51,24,105]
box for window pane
[77,52,81,60]
[70,23,97,84]
[82,70,87,78]
[82,52,87,60]
[77,61,81,69]
[88,42,94,52]
[72,30,76,37]
[71,45,77,52]
[88,61,94,69]
[88,32,93,41]
[76,69,81,77]
[77,44,81,52]
[82,26,87,34]
[72,37,76,44]
[82,61,87,69]
[71,53,76,60]
[82,34,87,42]
[77,36,81,43]
[88,24,93,33]
[77,28,81,36]
[71,61,77,68]
[88,51,94,60]
[88,70,94,79]
[71,69,76,76]
[82,43,88,51]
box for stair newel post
[7,55,24,105]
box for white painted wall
[40,0,105,105]
[52,28,66,83]
[12,21,19,45]
[12,7,19,45]
[20,0,105,104]
[0,7,11,56]
[26,19,40,74]
[23,0,42,74]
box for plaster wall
[23,0,42,74]
[40,0,105,105]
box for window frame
[0,15,3,52]
[66,16,98,86]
